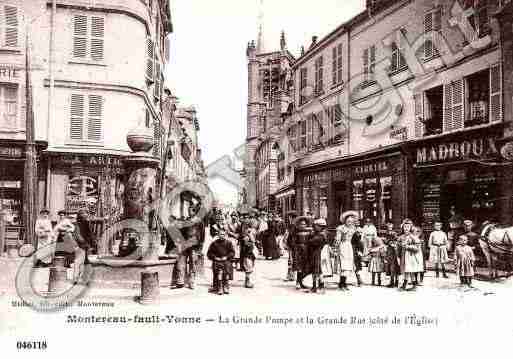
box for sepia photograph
[1,0,513,357]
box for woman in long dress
[35,209,55,265]
[334,211,360,291]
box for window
[466,0,490,40]
[287,124,297,152]
[72,15,105,61]
[1,5,18,48]
[299,120,307,149]
[70,94,103,142]
[414,86,444,137]
[332,43,343,86]
[363,45,376,83]
[424,7,442,60]
[314,56,324,95]
[0,85,18,128]
[299,67,308,105]
[389,30,407,73]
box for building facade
[0,0,173,248]
[245,0,513,232]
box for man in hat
[35,208,55,266]
[462,219,482,263]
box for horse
[479,222,513,279]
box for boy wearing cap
[207,229,235,295]
[308,218,328,293]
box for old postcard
[1,0,513,357]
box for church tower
[243,0,295,210]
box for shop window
[0,84,18,129]
[319,187,328,219]
[0,180,22,225]
[423,85,443,136]
[352,180,364,220]
[72,14,105,62]
[66,175,99,215]
[365,178,378,221]
[379,176,392,224]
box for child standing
[428,222,449,279]
[207,229,235,295]
[368,233,385,286]
[384,223,400,288]
[454,235,475,287]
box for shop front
[410,126,513,233]
[296,145,409,230]
[0,140,47,253]
[47,152,126,229]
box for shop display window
[379,176,392,224]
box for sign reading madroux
[416,137,501,164]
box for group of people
[283,210,479,293]
[35,208,94,283]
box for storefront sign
[416,137,500,165]
[353,161,389,175]
[390,127,408,141]
[0,146,23,158]
[54,154,123,168]
[0,66,20,82]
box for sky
[166,0,365,165]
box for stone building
[244,30,295,211]
[246,0,513,231]
[0,0,173,250]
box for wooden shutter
[332,47,337,86]
[4,5,18,47]
[443,83,453,132]
[70,94,85,140]
[490,64,502,123]
[424,11,434,59]
[452,79,464,130]
[154,60,161,100]
[337,44,343,84]
[363,48,369,80]
[90,16,105,61]
[369,45,376,75]
[73,15,88,58]
[153,121,161,157]
[146,38,154,82]
[414,93,424,138]
[87,95,102,141]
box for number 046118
[16,341,47,350]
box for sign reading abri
[416,137,500,165]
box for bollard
[138,270,159,305]
[47,266,68,295]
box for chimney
[311,35,318,48]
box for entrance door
[333,182,347,224]
[441,169,471,226]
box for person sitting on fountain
[207,228,235,295]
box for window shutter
[490,64,502,123]
[87,94,102,141]
[146,38,154,82]
[424,12,434,59]
[3,86,18,128]
[73,15,88,58]
[414,94,424,138]
[153,121,161,157]
[332,47,337,86]
[70,94,85,140]
[337,44,343,84]
[4,6,18,47]
[363,48,369,80]
[433,6,442,31]
[451,79,464,130]
[443,83,455,132]
[154,60,161,100]
[369,45,376,74]
[90,16,105,61]
[391,42,399,71]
